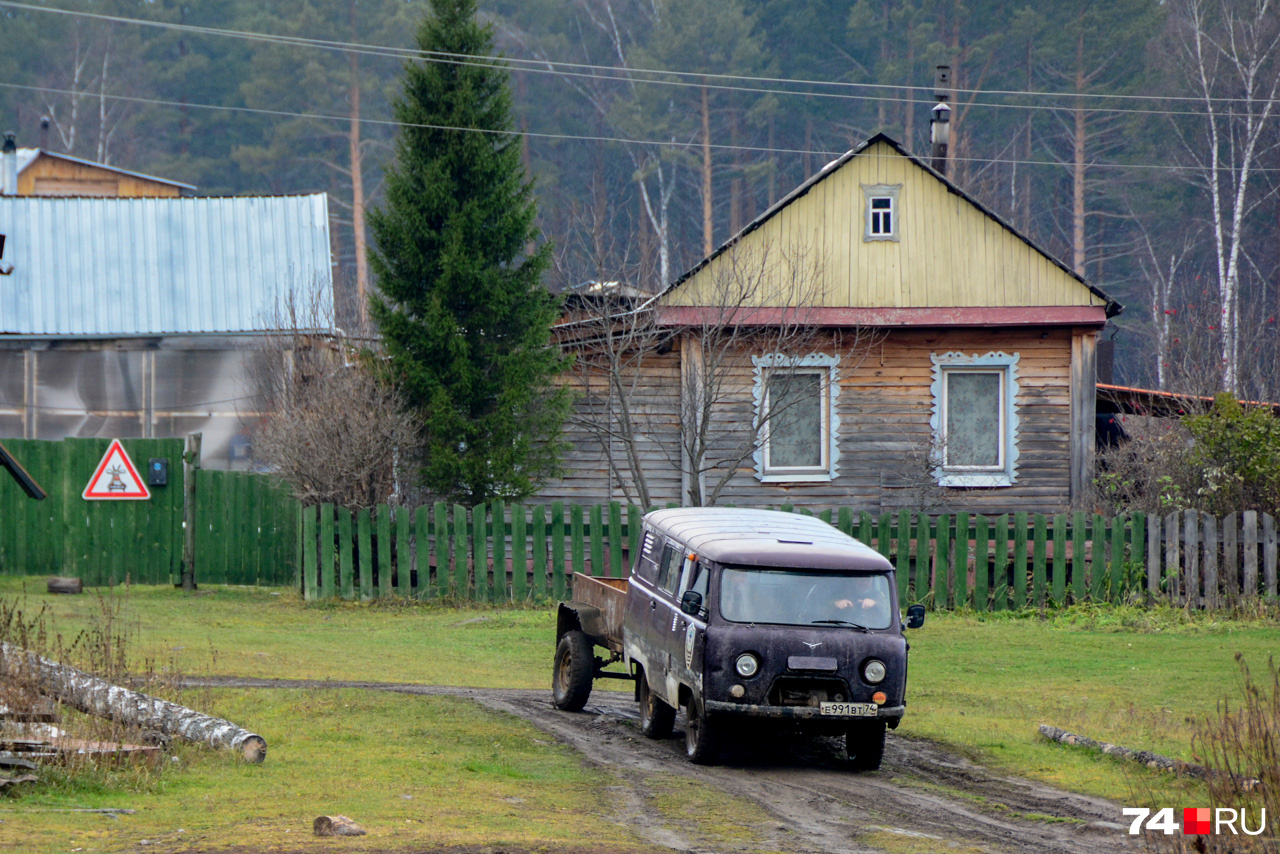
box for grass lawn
[2,577,1277,849]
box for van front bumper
[705,700,905,722]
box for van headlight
[735,653,760,678]
[863,659,886,684]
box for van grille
[766,676,852,707]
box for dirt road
[192,677,1133,853]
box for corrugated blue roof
[0,194,332,336]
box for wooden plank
[512,505,528,602]
[589,504,604,578]
[974,515,990,612]
[319,504,335,600]
[877,511,893,561]
[935,514,950,609]
[1203,514,1219,610]
[570,504,585,583]
[1071,511,1087,603]
[377,504,393,599]
[859,511,873,545]
[1130,511,1146,604]
[1051,514,1066,606]
[627,505,641,571]
[1184,510,1200,608]
[896,509,910,605]
[358,508,373,600]
[914,512,930,604]
[838,506,854,537]
[338,506,354,600]
[1222,512,1239,606]
[551,501,566,600]
[1164,512,1181,605]
[953,511,969,609]
[302,505,317,601]
[1243,511,1258,601]
[1109,514,1125,604]
[1090,513,1106,602]
[397,505,412,597]
[532,504,548,599]
[453,504,468,598]
[1032,514,1047,607]
[1264,513,1277,601]
[1013,511,1028,609]
[1146,514,1161,605]
[416,505,431,599]
[608,501,623,578]
[434,502,448,597]
[492,500,507,602]
[472,503,488,603]
[992,515,1009,611]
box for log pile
[0,642,266,763]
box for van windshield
[719,568,893,629]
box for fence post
[378,504,393,599]
[1264,514,1277,601]
[531,504,547,599]
[1243,511,1258,602]
[589,504,604,577]
[302,505,317,601]
[551,501,566,600]
[1033,514,1047,607]
[953,512,969,609]
[609,502,624,578]
[1109,514,1126,604]
[935,514,951,609]
[896,509,911,605]
[1071,511,1086,603]
[415,505,430,599]
[512,505,527,602]
[493,500,507,602]
[433,502,448,598]
[339,506,354,600]
[974,515,990,612]
[992,515,1009,611]
[1051,514,1066,606]
[914,512,930,605]
[1203,514,1219,610]
[1146,514,1161,605]
[1164,511,1181,605]
[358,508,374,600]
[1222,512,1239,607]
[180,432,201,591]
[472,502,488,603]
[320,504,335,600]
[1013,512,1028,609]
[1184,510,1200,608]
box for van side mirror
[680,590,703,616]
[905,604,926,629]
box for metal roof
[643,508,891,572]
[0,194,332,336]
[16,149,199,191]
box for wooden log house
[543,134,1121,513]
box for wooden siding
[18,156,182,197]
[540,327,1075,513]
[666,140,1103,313]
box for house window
[862,184,901,241]
[752,353,841,483]
[930,352,1020,487]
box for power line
[0,0,1273,113]
[4,79,1272,175]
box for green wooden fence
[0,438,298,586]
[298,503,1280,610]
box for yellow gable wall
[666,139,1104,311]
[17,156,182,198]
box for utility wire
[0,0,1274,112]
[4,79,1272,174]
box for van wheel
[846,720,886,771]
[638,675,675,739]
[684,696,719,764]
[552,630,593,711]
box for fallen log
[1038,724,1204,776]
[46,577,82,595]
[0,642,266,763]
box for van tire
[846,720,886,771]
[684,696,719,764]
[552,630,593,711]
[638,675,675,739]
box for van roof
[644,508,892,572]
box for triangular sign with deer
[82,439,151,500]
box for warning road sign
[82,439,151,500]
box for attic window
[862,184,901,242]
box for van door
[667,556,709,696]
[649,542,684,698]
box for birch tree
[1169,0,1280,392]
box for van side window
[656,544,681,595]
[634,532,660,583]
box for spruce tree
[368,0,570,504]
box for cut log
[0,642,266,763]
[46,577,82,595]
[313,815,366,837]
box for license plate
[819,702,878,717]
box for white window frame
[862,183,901,242]
[751,352,841,483]
[930,351,1020,488]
